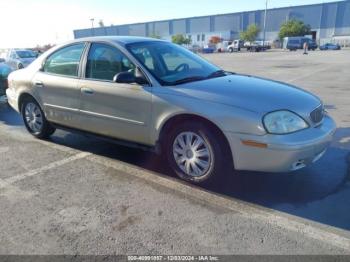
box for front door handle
[34,81,44,87]
[81,87,94,95]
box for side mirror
[113,69,149,85]
[113,71,135,84]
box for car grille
[310,105,324,124]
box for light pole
[263,0,268,48]
[90,18,95,36]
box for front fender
[151,92,266,144]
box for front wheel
[21,98,56,138]
[164,122,230,185]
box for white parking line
[1,152,91,187]
[89,155,350,252]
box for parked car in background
[0,52,7,60]
[216,41,232,53]
[320,43,341,50]
[227,40,244,52]
[202,46,215,54]
[244,41,268,52]
[0,60,12,96]
[227,40,268,53]
[7,36,336,185]
[307,40,318,50]
[254,41,272,50]
[285,37,318,51]
[5,49,38,70]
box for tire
[18,63,24,69]
[21,97,56,138]
[228,48,233,53]
[164,121,231,185]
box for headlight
[263,110,309,134]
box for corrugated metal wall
[73,1,350,41]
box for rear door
[77,42,152,145]
[33,43,86,128]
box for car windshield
[16,50,36,58]
[126,41,225,86]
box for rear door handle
[34,81,44,87]
[81,87,94,95]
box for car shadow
[42,128,350,232]
[0,104,23,126]
[1,106,350,231]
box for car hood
[169,74,321,115]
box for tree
[279,19,311,39]
[209,36,222,45]
[98,20,105,27]
[171,34,192,45]
[240,24,260,42]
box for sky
[0,0,342,48]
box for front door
[77,43,152,145]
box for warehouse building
[74,0,350,46]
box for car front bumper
[6,87,19,112]
[225,115,336,173]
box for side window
[86,43,135,81]
[43,43,85,77]
[129,47,155,71]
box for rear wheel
[21,97,55,138]
[164,121,230,185]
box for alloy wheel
[24,102,43,133]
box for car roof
[70,36,164,46]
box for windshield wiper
[206,70,229,79]
[169,76,207,86]
[168,71,235,86]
